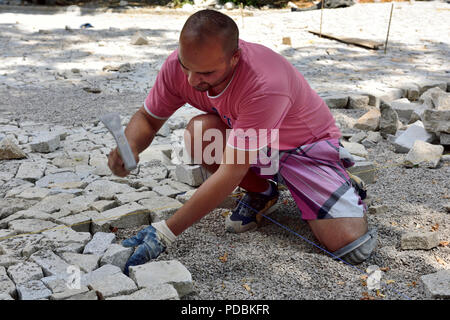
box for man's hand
[122,225,166,275]
[107,147,139,177]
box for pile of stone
[0,112,241,300]
[321,80,449,186]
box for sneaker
[225,180,279,233]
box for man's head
[178,10,240,92]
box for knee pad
[332,228,377,265]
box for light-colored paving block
[83,232,115,256]
[107,284,179,300]
[401,231,440,250]
[89,272,137,298]
[99,244,133,272]
[129,260,193,297]
[6,261,44,285]
[17,280,52,300]
[138,196,183,222]
[59,252,101,273]
[91,202,151,232]
[30,250,73,277]
[421,270,450,299]
[0,266,16,297]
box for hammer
[100,113,137,171]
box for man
[108,9,377,275]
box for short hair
[180,9,239,56]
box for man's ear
[231,48,241,68]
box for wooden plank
[308,30,384,50]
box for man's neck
[208,65,237,97]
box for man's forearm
[166,164,249,236]
[124,106,159,156]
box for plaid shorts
[251,138,366,220]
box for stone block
[420,270,450,299]
[40,228,91,252]
[35,172,81,188]
[59,252,101,273]
[152,185,183,198]
[130,32,148,45]
[403,140,444,168]
[57,213,92,233]
[30,250,73,277]
[348,132,367,144]
[30,133,60,153]
[440,133,450,146]
[91,203,150,232]
[0,138,27,160]
[379,102,399,138]
[84,180,136,200]
[90,200,117,212]
[81,264,122,287]
[392,121,435,153]
[83,232,115,256]
[354,108,380,131]
[368,205,388,215]
[129,260,193,298]
[15,161,46,182]
[0,266,16,297]
[16,280,52,300]
[390,99,421,122]
[6,262,44,284]
[138,196,183,222]
[347,94,370,109]
[99,244,133,272]
[175,164,208,187]
[0,293,13,300]
[322,94,349,109]
[400,231,440,250]
[51,152,90,168]
[16,187,52,201]
[50,286,91,300]
[340,141,368,158]
[347,161,376,184]
[89,272,137,298]
[107,284,179,300]
[8,219,58,235]
[422,109,450,134]
[114,191,156,206]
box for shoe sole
[225,197,279,233]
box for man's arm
[108,105,167,177]
[166,144,258,236]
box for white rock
[403,140,444,168]
[366,265,382,291]
[30,133,60,153]
[83,232,115,256]
[59,252,100,273]
[30,250,72,277]
[0,266,16,298]
[107,284,179,300]
[129,260,193,297]
[392,121,435,153]
[7,261,44,285]
[16,280,52,300]
[99,244,133,272]
[421,270,450,299]
[15,161,47,182]
[130,32,148,45]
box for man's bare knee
[308,217,368,252]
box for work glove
[122,220,176,276]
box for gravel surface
[1,2,449,300]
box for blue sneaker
[225,180,279,233]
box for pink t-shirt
[144,39,341,151]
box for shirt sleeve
[226,94,291,151]
[143,53,185,120]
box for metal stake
[384,3,394,54]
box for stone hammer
[100,112,137,171]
